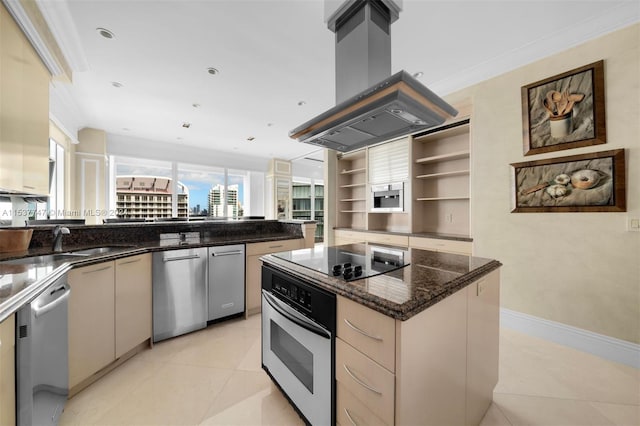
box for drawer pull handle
[344,408,358,426]
[343,365,382,395]
[118,258,141,265]
[343,319,383,341]
[82,265,112,274]
[269,244,283,249]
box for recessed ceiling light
[96,27,115,39]
[297,101,306,106]
[267,123,274,127]
[413,71,424,78]
[182,122,191,128]
[246,136,255,142]
[192,103,201,108]
[111,81,123,88]
[122,127,130,131]
[207,67,219,75]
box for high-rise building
[115,176,188,219]
[208,184,240,218]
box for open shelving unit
[412,119,471,235]
[336,149,367,229]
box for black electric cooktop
[272,243,410,281]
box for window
[292,178,324,242]
[113,157,174,219]
[110,157,253,220]
[177,163,225,217]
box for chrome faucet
[52,226,70,252]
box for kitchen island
[261,243,501,426]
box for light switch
[629,217,640,232]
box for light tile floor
[59,314,639,426]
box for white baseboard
[500,308,640,369]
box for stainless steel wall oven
[371,182,404,212]
[261,264,336,426]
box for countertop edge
[0,233,304,323]
[261,254,501,321]
[334,227,473,243]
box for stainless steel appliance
[289,1,457,152]
[153,247,207,342]
[16,275,70,426]
[261,264,336,426]
[371,182,404,212]
[208,244,245,321]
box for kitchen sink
[69,246,130,256]
[1,247,132,267]
[1,253,89,265]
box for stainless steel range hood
[289,0,457,152]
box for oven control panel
[273,277,312,311]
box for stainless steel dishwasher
[208,244,245,321]
[16,275,70,426]
[153,247,207,342]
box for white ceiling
[41,0,639,168]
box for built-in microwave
[371,182,404,212]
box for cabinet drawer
[366,233,408,247]
[337,296,395,372]
[336,338,395,425]
[334,230,366,243]
[409,237,471,255]
[337,382,389,426]
[245,239,302,256]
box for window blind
[368,138,409,184]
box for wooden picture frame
[511,149,625,213]
[521,60,606,156]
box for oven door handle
[262,290,331,339]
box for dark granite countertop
[334,227,473,242]
[0,220,308,322]
[261,246,500,321]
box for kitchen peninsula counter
[0,219,313,322]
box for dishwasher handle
[33,284,71,318]
[211,250,244,257]
[163,254,201,262]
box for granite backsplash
[25,220,303,249]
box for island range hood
[289,0,457,152]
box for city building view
[115,176,188,219]
[115,176,243,220]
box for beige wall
[446,24,639,343]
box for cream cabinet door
[68,262,116,389]
[245,239,303,316]
[466,269,500,425]
[0,5,49,194]
[20,37,49,195]
[0,6,24,192]
[115,254,152,358]
[0,314,15,426]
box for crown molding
[35,0,89,73]
[1,0,72,81]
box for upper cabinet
[0,4,50,195]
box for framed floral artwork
[511,149,625,212]
[521,60,606,156]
